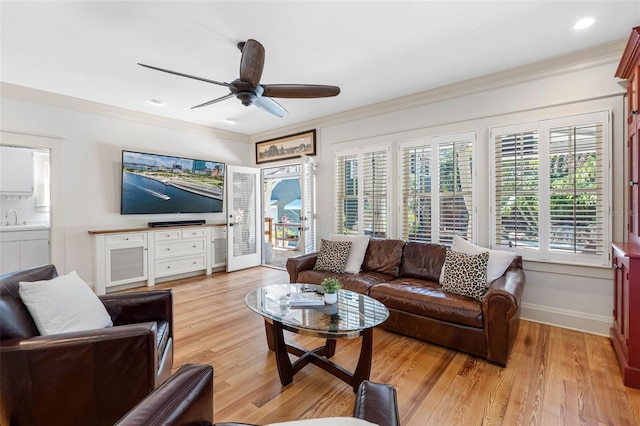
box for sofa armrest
[1,323,159,425]
[116,364,214,426]
[483,262,526,320]
[482,257,526,366]
[100,289,173,328]
[353,380,400,426]
[286,252,319,283]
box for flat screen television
[121,150,225,215]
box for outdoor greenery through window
[400,132,475,245]
[491,111,610,265]
[335,146,389,237]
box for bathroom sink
[0,224,50,232]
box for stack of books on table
[289,292,324,308]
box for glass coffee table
[245,283,389,392]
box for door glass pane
[232,171,256,256]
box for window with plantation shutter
[335,146,389,237]
[491,111,610,265]
[400,132,475,244]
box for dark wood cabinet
[613,26,640,389]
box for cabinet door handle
[630,181,639,187]
[631,110,638,116]
[614,264,622,270]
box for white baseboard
[520,302,612,337]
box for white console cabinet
[91,224,226,295]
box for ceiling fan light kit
[139,39,340,118]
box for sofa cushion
[362,239,405,278]
[369,279,483,328]
[441,249,489,301]
[399,242,447,281]
[329,234,371,274]
[19,271,113,335]
[314,239,352,273]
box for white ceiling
[1,1,638,135]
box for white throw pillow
[329,234,371,274]
[267,418,376,426]
[19,271,113,336]
[439,235,517,285]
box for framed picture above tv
[255,129,316,164]
[121,150,225,215]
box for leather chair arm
[481,258,526,366]
[353,380,400,426]
[286,252,318,283]
[100,289,173,327]
[116,364,214,426]
[482,264,526,320]
[1,323,159,426]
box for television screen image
[121,150,225,214]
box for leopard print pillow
[441,248,489,301]
[313,239,352,273]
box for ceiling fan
[138,39,340,118]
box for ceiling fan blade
[262,84,341,98]
[239,39,265,88]
[252,96,288,118]
[138,63,230,87]
[190,93,234,109]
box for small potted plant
[321,278,341,304]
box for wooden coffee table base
[264,320,373,393]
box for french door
[226,165,261,272]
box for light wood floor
[136,266,640,425]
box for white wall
[308,59,625,336]
[1,95,251,282]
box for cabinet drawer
[155,230,181,241]
[155,255,206,277]
[107,233,146,245]
[155,238,206,258]
[182,228,207,239]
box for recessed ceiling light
[149,99,165,107]
[574,17,595,30]
[224,118,238,124]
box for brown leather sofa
[0,264,174,426]
[287,239,526,366]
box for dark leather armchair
[0,264,174,426]
[122,377,398,426]
[116,363,214,425]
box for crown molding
[0,82,250,143]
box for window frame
[398,131,477,245]
[490,111,611,266]
[334,144,391,237]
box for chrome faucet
[5,209,18,226]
